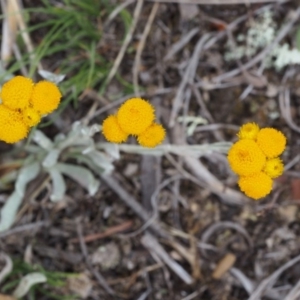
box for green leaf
[296,26,300,51]
[13,272,47,298]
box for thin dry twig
[146,0,289,3]
[214,7,300,83]
[248,254,300,300]
[168,3,275,127]
[105,0,144,86]
[0,221,49,239]
[9,0,43,71]
[195,123,239,132]
[98,173,170,239]
[103,0,136,28]
[76,222,116,296]
[164,152,245,206]
[141,233,194,285]
[107,263,162,286]
[70,221,133,243]
[184,155,246,205]
[230,268,254,294]
[285,154,300,171]
[0,0,17,64]
[284,280,300,300]
[200,221,252,257]
[279,88,300,134]
[190,85,224,141]
[169,33,211,127]
[133,2,160,96]
[164,27,199,61]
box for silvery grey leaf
[42,149,61,168]
[60,138,92,151]
[15,162,40,196]
[57,134,92,150]
[38,69,65,84]
[82,145,95,154]
[98,143,120,160]
[80,125,90,136]
[54,133,66,144]
[0,252,12,284]
[48,167,66,202]
[79,123,100,137]
[72,121,81,131]
[13,272,47,298]
[89,124,101,136]
[0,169,18,188]
[33,130,54,150]
[0,162,40,232]
[25,144,44,154]
[0,191,23,232]
[56,163,99,196]
[85,150,114,174]
[71,122,99,138]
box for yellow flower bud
[117,98,155,135]
[263,157,284,178]
[30,80,62,115]
[102,115,128,143]
[256,128,286,158]
[0,76,33,110]
[228,139,266,176]
[22,107,41,127]
[137,123,165,148]
[0,105,28,143]
[238,172,273,200]
[237,122,260,140]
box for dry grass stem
[169,33,211,127]
[146,0,290,4]
[141,233,194,285]
[76,222,116,296]
[248,254,300,300]
[105,0,144,86]
[164,27,199,61]
[9,0,43,71]
[279,89,300,134]
[133,2,160,96]
[104,0,136,28]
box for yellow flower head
[256,128,286,158]
[137,123,165,148]
[117,98,155,135]
[237,122,260,140]
[228,139,266,176]
[0,105,28,143]
[22,107,41,127]
[264,157,284,178]
[0,76,34,110]
[102,115,128,143]
[30,80,62,115]
[238,172,273,200]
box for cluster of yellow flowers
[0,76,62,144]
[102,98,165,147]
[228,123,286,200]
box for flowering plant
[102,97,165,148]
[228,123,286,200]
[0,76,62,143]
